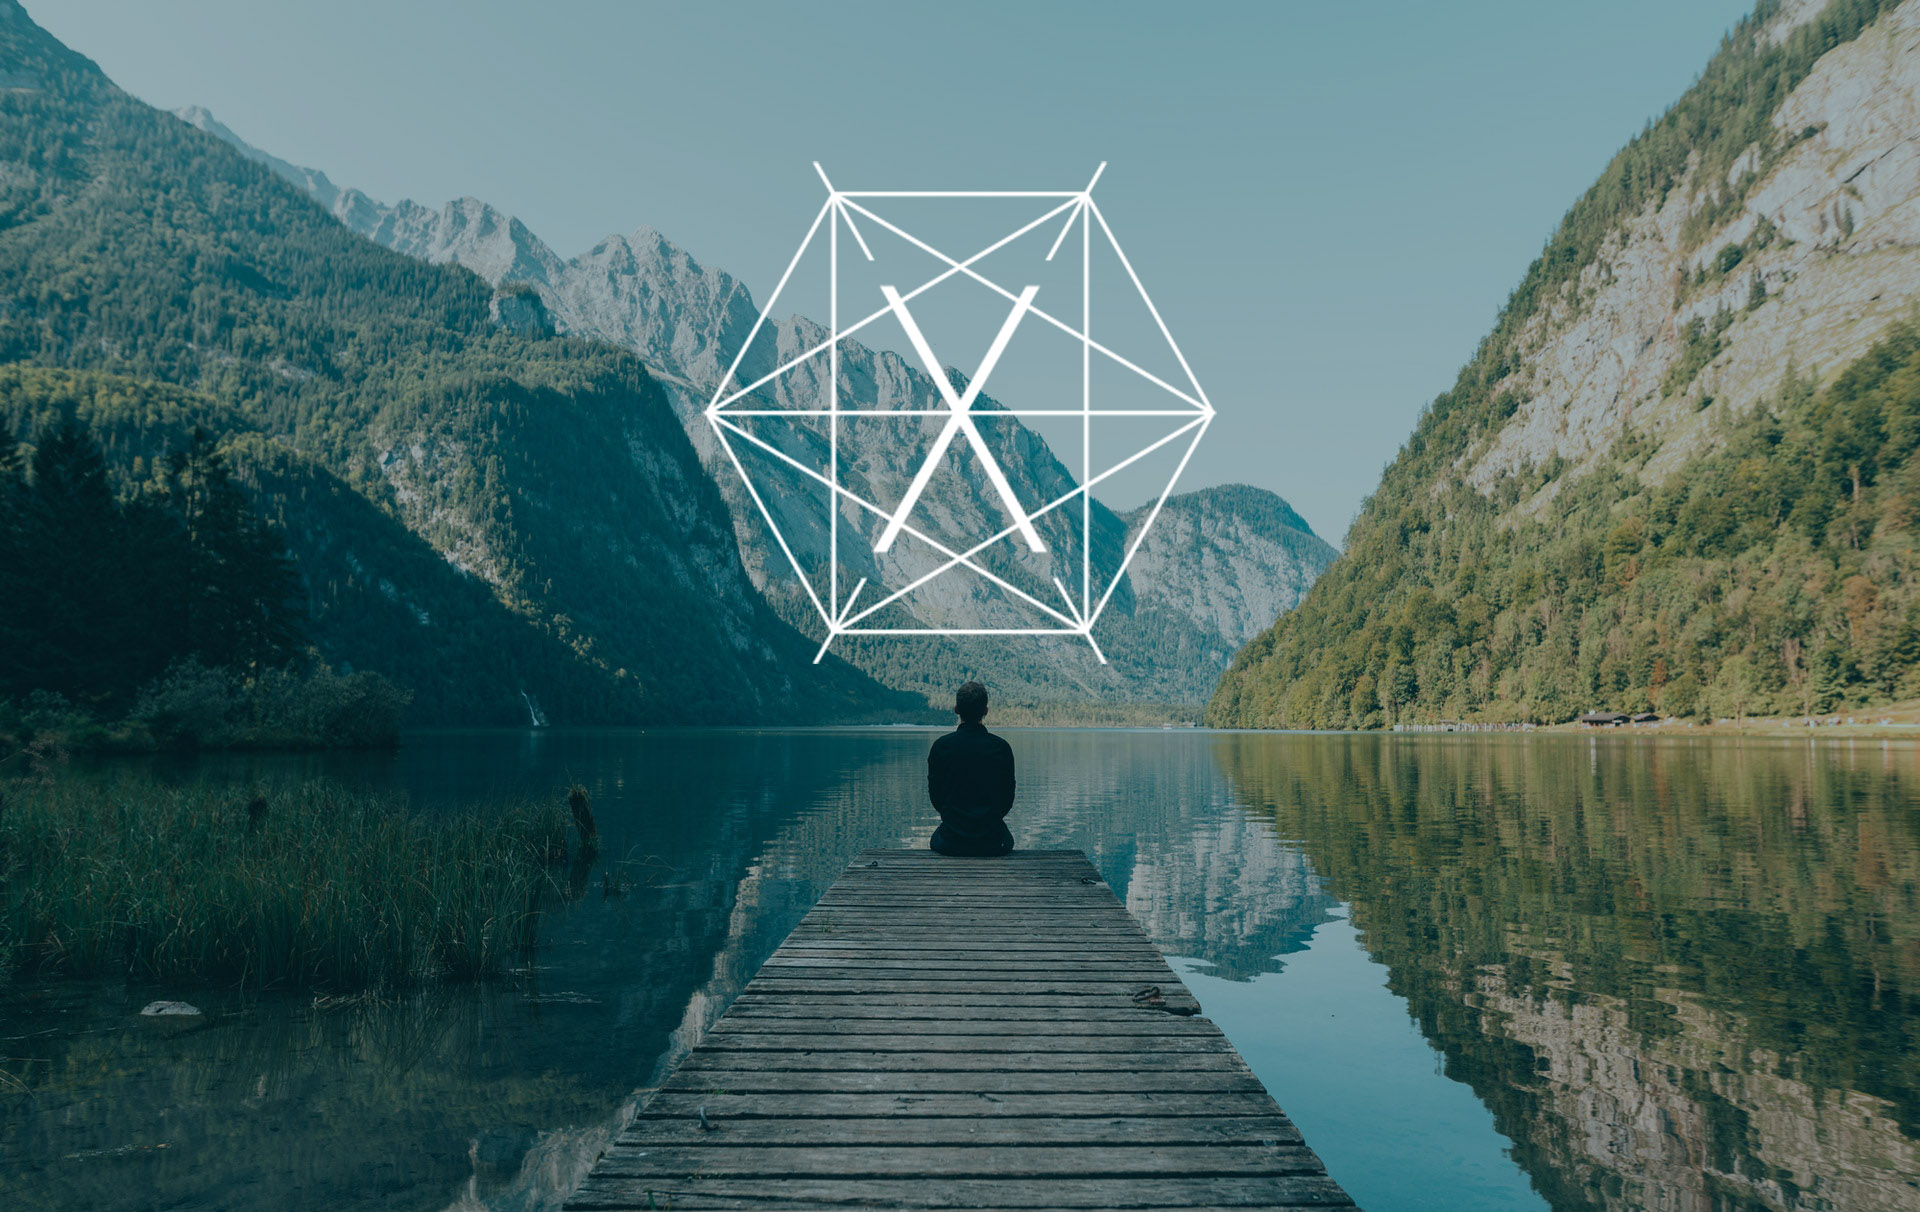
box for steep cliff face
[1470,974,1920,1212]
[0,7,906,724]
[1124,486,1336,650]
[1471,1,1920,497]
[1212,0,1920,728]
[176,108,1337,711]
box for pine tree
[156,427,303,672]
[0,436,26,692]
[18,417,147,703]
[1811,643,1848,714]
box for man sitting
[926,681,1015,857]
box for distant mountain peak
[172,98,1337,711]
[172,105,344,211]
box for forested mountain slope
[0,1,909,724]
[175,109,1339,714]
[1212,0,1920,727]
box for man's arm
[991,741,1015,820]
[927,743,947,812]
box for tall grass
[0,776,568,990]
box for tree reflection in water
[9,729,1913,1212]
[1217,732,1920,1212]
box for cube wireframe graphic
[704,163,1214,664]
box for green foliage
[1663,307,1734,399]
[1220,735,1920,1179]
[0,408,301,709]
[1211,2,1908,729]
[0,775,568,989]
[0,11,907,725]
[1213,319,1920,727]
[127,658,411,750]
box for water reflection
[3,729,1337,1212]
[1217,732,1920,1212]
[8,729,1913,1212]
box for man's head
[954,681,989,724]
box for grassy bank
[0,777,568,990]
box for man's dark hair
[955,681,989,723]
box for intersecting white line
[715,404,1202,639]
[1044,200,1083,262]
[736,412,1203,641]
[848,630,1090,641]
[712,166,1210,665]
[708,198,1080,414]
[1087,198,1211,410]
[836,199,875,262]
[707,198,833,413]
[836,197,1210,413]
[718,409,1201,417]
[1082,174,1091,617]
[875,284,1045,554]
[829,174,839,617]
[838,416,1208,631]
[1091,416,1212,626]
[711,418,831,627]
[711,415,1082,632]
[840,191,1083,198]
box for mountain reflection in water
[2,729,1915,1212]
[1217,731,1920,1212]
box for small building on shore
[1579,711,1630,727]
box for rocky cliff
[178,108,1336,712]
[1212,0,1920,728]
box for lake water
[4,729,1918,1211]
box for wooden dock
[566,849,1355,1210]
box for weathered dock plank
[564,849,1354,1210]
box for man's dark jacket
[927,721,1015,856]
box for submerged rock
[139,1000,201,1017]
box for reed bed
[0,776,569,990]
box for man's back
[927,721,1015,857]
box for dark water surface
[4,729,1918,1211]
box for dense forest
[0,398,407,748]
[1,414,299,705]
[0,5,910,726]
[1210,0,1917,728]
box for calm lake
[4,729,1918,1211]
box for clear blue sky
[36,0,1756,543]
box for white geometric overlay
[705,164,1214,664]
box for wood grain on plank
[568,1175,1356,1209]
[617,1114,1305,1148]
[561,848,1352,1210]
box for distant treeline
[1,414,405,750]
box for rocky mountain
[1212,0,1920,727]
[1220,735,1920,1211]
[178,108,1337,713]
[0,2,912,725]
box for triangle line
[837,197,1207,412]
[711,198,1079,412]
[709,417,831,627]
[711,416,1080,631]
[1086,198,1212,411]
[838,416,1206,630]
[707,198,834,411]
[1090,416,1212,626]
